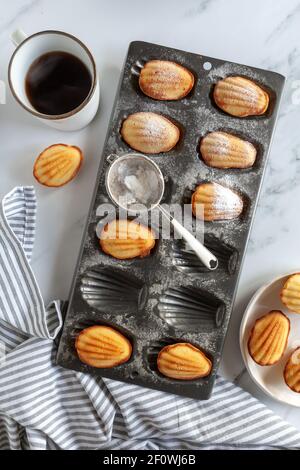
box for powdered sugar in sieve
[107,154,164,211]
[105,153,218,270]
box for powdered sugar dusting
[212,182,243,210]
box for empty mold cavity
[172,234,238,275]
[81,266,148,312]
[157,285,225,331]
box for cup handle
[11,29,28,47]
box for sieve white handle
[159,205,218,271]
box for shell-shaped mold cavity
[81,266,148,313]
[171,234,238,275]
[146,337,176,373]
[157,286,225,330]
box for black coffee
[25,51,92,115]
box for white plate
[240,272,300,407]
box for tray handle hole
[130,371,139,379]
[203,61,212,71]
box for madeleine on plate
[76,325,132,368]
[157,343,212,380]
[120,112,180,154]
[213,76,269,117]
[200,131,257,169]
[281,273,300,314]
[248,311,290,366]
[139,60,195,100]
[284,348,300,393]
[33,144,83,187]
[191,182,243,221]
[100,219,156,260]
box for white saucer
[240,272,300,407]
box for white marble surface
[1,0,300,431]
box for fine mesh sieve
[105,152,218,270]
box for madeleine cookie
[200,131,257,169]
[191,182,243,221]
[100,219,156,260]
[139,60,195,100]
[157,343,212,380]
[284,348,300,393]
[213,76,269,117]
[76,325,132,368]
[33,144,83,187]
[120,112,180,154]
[281,274,300,314]
[248,311,290,366]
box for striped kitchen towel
[0,187,300,451]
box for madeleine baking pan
[56,41,285,399]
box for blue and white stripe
[0,187,299,450]
[0,187,62,339]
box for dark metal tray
[56,41,285,399]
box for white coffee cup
[8,29,100,131]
